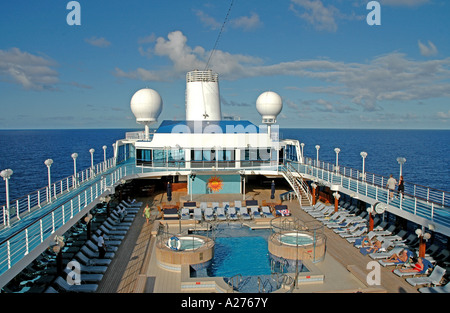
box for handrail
[286,162,313,204]
[228,274,243,292]
[0,156,117,227]
[303,157,449,208]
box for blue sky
[0,0,449,129]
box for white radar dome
[130,88,163,123]
[256,91,282,124]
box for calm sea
[0,128,449,205]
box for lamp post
[334,148,340,173]
[44,159,53,202]
[1,169,13,227]
[315,145,320,167]
[311,182,317,205]
[397,157,406,177]
[89,148,95,177]
[71,153,78,186]
[300,143,305,163]
[103,145,107,170]
[360,152,368,181]
[416,228,431,258]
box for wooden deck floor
[96,186,419,293]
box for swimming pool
[191,224,307,279]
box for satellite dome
[256,91,282,123]
[130,88,163,123]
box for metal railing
[304,157,450,208]
[290,160,450,232]
[0,160,133,277]
[1,158,116,227]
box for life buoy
[168,236,181,250]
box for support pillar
[418,236,426,258]
[333,192,340,212]
[311,183,317,206]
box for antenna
[205,0,234,70]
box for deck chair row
[45,199,141,293]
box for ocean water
[0,128,449,206]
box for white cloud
[437,110,450,120]
[290,0,339,32]
[116,31,450,113]
[0,48,59,90]
[229,12,263,31]
[194,10,221,30]
[115,31,262,81]
[85,36,111,48]
[195,10,262,31]
[289,0,364,32]
[418,40,438,57]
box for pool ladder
[271,257,288,273]
[271,273,295,292]
[227,274,243,292]
[257,277,274,293]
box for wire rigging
[204,0,235,70]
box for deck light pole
[315,145,320,167]
[360,152,368,181]
[44,159,53,202]
[71,153,78,186]
[397,157,406,177]
[300,143,305,163]
[89,148,95,177]
[1,169,13,227]
[103,145,107,170]
[334,148,340,173]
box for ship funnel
[185,70,222,121]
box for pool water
[191,224,307,279]
[280,233,314,246]
[210,236,272,277]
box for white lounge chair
[75,252,111,266]
[228,207,238,220]
[369,246,404,260]
[64,268,103,283]
[406,265,446,287]
[303,202,326,212]
[204,207,215,221]
[193,208,203,221]
[180,208,191,220]
[262,206,273,217]
[343,228,368,241]
[419,281,450,293]
[251,207,262,218]
[81,246,115,260]
[216,207,227,221]
[53,276,98,293]
[239,207,251,220]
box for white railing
[289,160,450,231]
[1,158,116,227]
[0,161,133,277]
[304,157,450,208]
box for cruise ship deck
[93,184,420,293]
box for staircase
[280,163,312,208]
